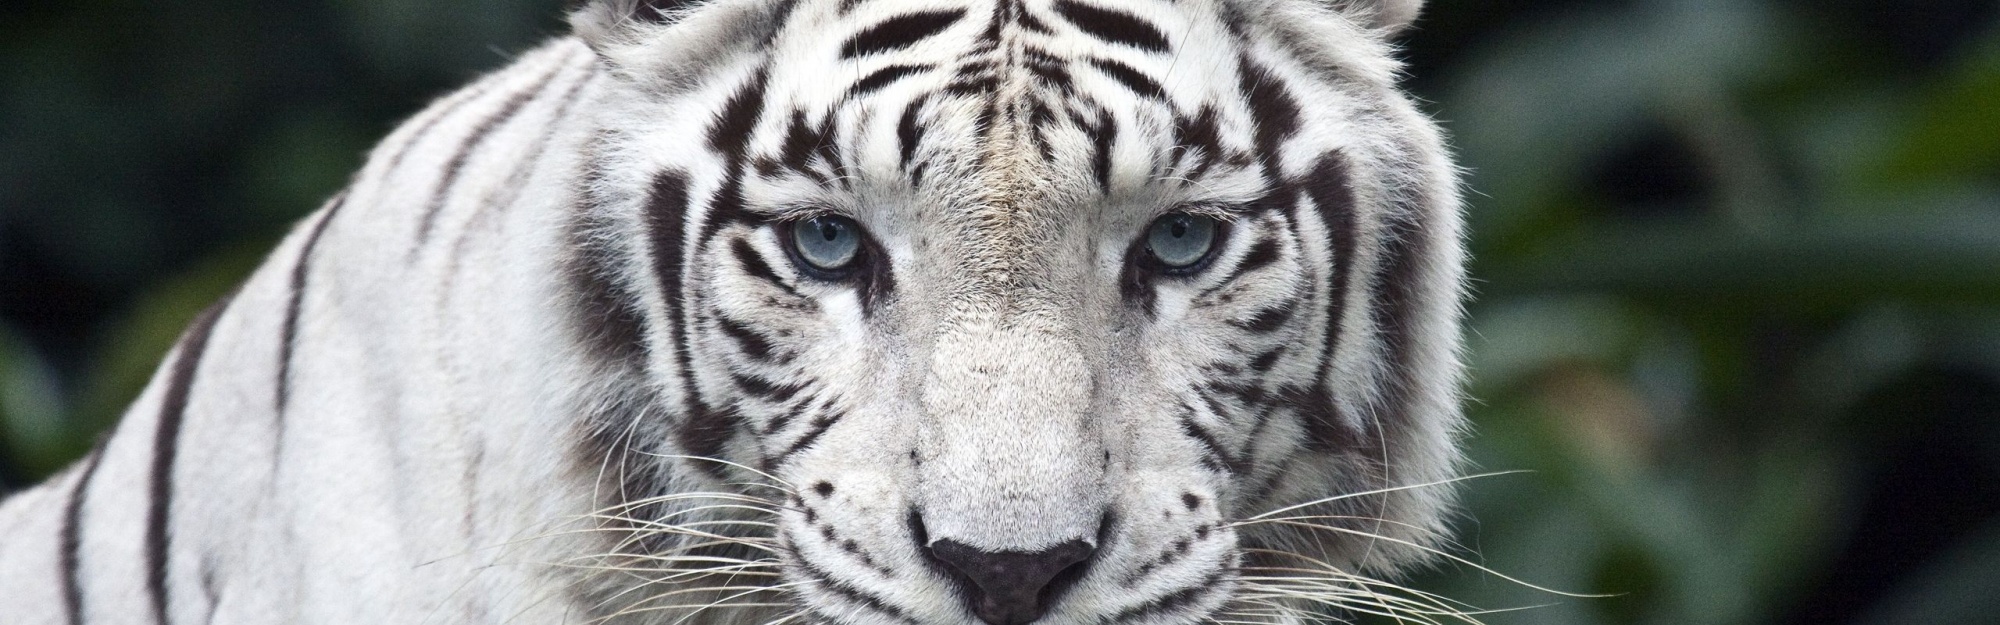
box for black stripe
[642,169,701,405]
[708,69,771,158]
[1087,57,1168,101]
[1172,107,1226,179]
[564,194,652,366]
[60,437,110,625]
[730,238,804,299]
[731,372,805,403]
[796,554,918,624]
[1178,410,1242,474]
[716,316,778,362]
[1091,109,1118,191]
[147,294,233,625]
[1368,179,1429,435]
[772,410,844,468]
[1107,570,1225,623]
[277,194,347,417]
[848,64,933,97]
[896,95,928,171]
[1198,229,1284,300]
[840,10,966,59]
[1238,57,1301,178]
[1230,299,1298,333]
[414,57,572,248]
[1053,0,1170,52]
[380,80,496,175]
[1301,154,1358,451]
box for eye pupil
[1146,213,1219,270]
[789,215,864,273]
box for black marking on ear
[278,193,347,419]
[147,293,234,625]
[416,58,570,249]
[849,64,934,97]
[1087,57,1168,101]
[840,10,967,59]
[1053,0,1170,52]
[60,437,109,625]
[1238,56,1302,179]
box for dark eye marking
[840,10,967,59]
[1053,0,1170,52]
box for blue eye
[789,215,864,273]
[1146,213,1219,269]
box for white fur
[0,1,1467,623]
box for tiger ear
[569,0,787,87]
[1328,0,1426,35]
[568,0,693,43]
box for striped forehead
[744,0,1268,194]
[764,0,1249,108]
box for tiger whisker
[1238,471,1530,522]
[1239,522,1599,598]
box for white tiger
[0,0,1468,623]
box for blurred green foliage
[2,1,1997,624]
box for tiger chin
[0,0,1468,624]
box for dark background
[3,1,1997,623]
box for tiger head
[562,0,1466,623]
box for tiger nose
[930,539,1096,625]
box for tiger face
[566,0,1465,623]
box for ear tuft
[570,0,692,41]
[1332,0,1426,35]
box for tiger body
[0,1,1468,624]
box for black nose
[929,539,1095,625]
